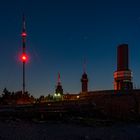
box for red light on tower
[21,53,27,62]
[21,32,27,37]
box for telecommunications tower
[114,44,133,90]
[21,15,27,94]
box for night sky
[0,0,140,97]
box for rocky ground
[0,119,140,140]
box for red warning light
[21,54,27,62]
[22,32,27,37]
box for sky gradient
[0,0,140,97]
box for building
[114,44,133,90]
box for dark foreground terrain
[0,119,140,140]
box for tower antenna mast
[21,15,27,94]
[83,58,86,73]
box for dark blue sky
[0,0,140,97]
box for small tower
[55,73,63,95]
[81,72,88,93]
[81,60,88,93]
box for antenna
[57,72,61,85]
[83,58,86,73]
[21,14,27,94]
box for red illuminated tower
[81,61,88,93]
[55,73,63,95]
[114,44,133,90]
[21,15,27,94]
